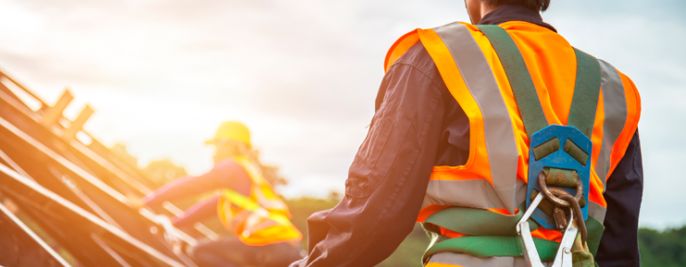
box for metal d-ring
[558,193,588,243]
[537,171,583,207]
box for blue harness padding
[526,125,592,229]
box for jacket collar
[478,4,556,32]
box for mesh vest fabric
[216,156,302,246]
[384,21,641,265]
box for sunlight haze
[0,0,683,229]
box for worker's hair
[482,0,551,11]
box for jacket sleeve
[595,131,644,267]
[290,55,447,266]
[172,195,220,227]
[142,160,251,208]
[142,173,223,208]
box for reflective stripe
[218,156,302,245]
[434,22,520,213]
[424,179,527,210]
[428,252,527,267]
[596,60,628,191]
[588,201,607,224]
[235,157,264,184]
[425,263,460,267]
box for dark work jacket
[291,5,643,267]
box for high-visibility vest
[385,21,640,266]
[217,156,303,246]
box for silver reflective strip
[595,60,627,192]
[429,252,527,267]
[424,179,527,210]
[433,22,520,213]
[588,201,607,224]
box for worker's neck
[480,4,503,22]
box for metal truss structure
[0,70,216,266]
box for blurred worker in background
[140,121,303,267]
[292,0,642,266]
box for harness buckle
[518,193,578,267]
[526,125,592,230]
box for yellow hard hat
[205,121,251,146]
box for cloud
[0,0,683,228]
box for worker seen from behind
[291,0,642,266]
[141,121,303,267]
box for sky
[0,0,683,229]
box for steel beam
[0,201,71,267]
[0,81,217,241]
[0,163,187,267]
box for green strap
[477,25,548,140]
[584,217,605,256]
[477,26,602,140]
[568,48,602,138]
[423,204,539,236]
[422,215,605,263]
[423,235,560,264]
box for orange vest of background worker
[291,1,643,267]
[142,121,302,267]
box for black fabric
[291,5,643,267]
[374,45,469,168]
[480,4,557,32]
[596,131,644,267]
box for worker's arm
[142,160,251,208]
[171,195,220,228]
[291,43,447,267]
[595,131,643,267]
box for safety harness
[422,25,603,267]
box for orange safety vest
[385,21,640,266]
[217,156,303,246]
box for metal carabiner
[517,193,579,267]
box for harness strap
[422,214,605,264]
[423,204,539,236]
[568,48,602,138]
[477,25,548,140]
[421,25,605,264]
[477,25,602,141]
[423,235,560,264]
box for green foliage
[639,226,686,267]
[284,197,429,266]
[288,197,686,267]
[284,197,341,249]
[377,224,429,267]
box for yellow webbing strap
[221,190,291,226]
